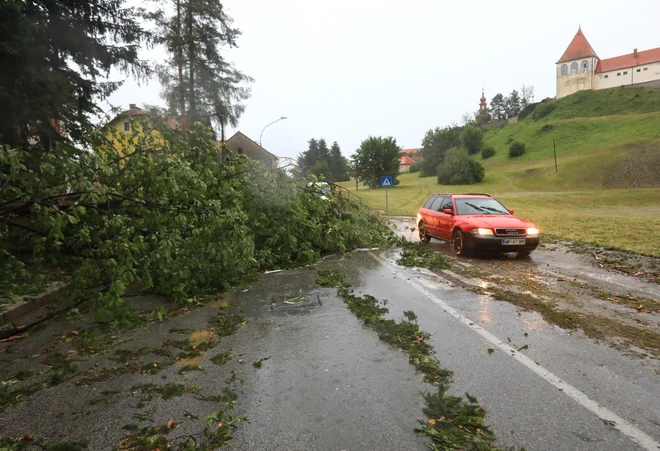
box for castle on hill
[556,27,660,98]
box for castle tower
[556,27,600,98]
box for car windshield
[455,198,510,215]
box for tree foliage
[489,94,507,122]
[0,0,151,149]
[505,90,522,119]
[297,139,349,181]
[150,0,252,139]
[352,136,401,188]
[461,126,484,155]
[418,126,462,177]
[436,148,485,185]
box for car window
[429,197,444,211]
[440,198,453,212]
[455,198,510,215]
[423,197,435,209]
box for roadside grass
[338,178,660,256]
[316,270,497,450]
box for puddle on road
[388,216,660,359]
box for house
[556,28,660,98]
[218,131,278,170]
[400,148,423,161]
[399,155,416,173]
[103,105,278,169]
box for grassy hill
[340,87,660,255]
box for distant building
[398,155,415,173]
[219,131,278,170]
[400,148,422,161]
[556,28,660,98]
[104,105,278,169]
[476,89,490,124]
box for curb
[0,281,71,327]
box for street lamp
[259,116,287,147]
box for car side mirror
[443,209,453,215]
[508,209,514,215]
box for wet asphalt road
[1,238,660,450]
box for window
[623,71,628,75]
[123,121,130,132]
[423,197,436,209]
[604,75,609,78]
[455,198,511,216]
[637,69,641,73]
[570,62,578,74]
[581,60,589,72]
[429,197,444,212]
[560,64,568,76]
[643,67,648,71]
[617,73,621,76]
[440,198,454,214]
[237,147,244,155]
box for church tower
[556,27,600,98]
[477,89,490,124]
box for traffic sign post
[381,176,393,214]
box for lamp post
[259,116,287,147]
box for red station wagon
[417,193,540,257]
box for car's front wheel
[418,221,431,243]
[453,229,470,256]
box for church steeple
[479,89,487,110]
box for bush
[532,103,557,120]
[461,126,483,155]
[518,102,537,120]
[509,141,526,158]
[481,146,495,159]
[409,162,421,173]
[436,148,485,185]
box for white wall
[556,57,598,98]
[596,61,660,89]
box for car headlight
[471,228,493,236]
[527,227,539,236]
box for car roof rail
[432,193,451,196]
[456,193,492,197]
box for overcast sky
[106,0,660,160]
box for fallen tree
[1,124,393,324]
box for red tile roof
[557,29,599,64]
[125,104,149,116]
[595,47,660,73]
[400,148,421,155]
[399,155,415,165]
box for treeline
[297,139,350,182]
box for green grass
[340,88,660,256]
[540,87,660,120]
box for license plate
[502,238,526,245]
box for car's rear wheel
[453,229,470,256]
[418,221,431,243]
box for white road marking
[370,252,660,451]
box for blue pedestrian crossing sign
[381,176,393,187]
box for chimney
[633,48,638,58]
[129,103,136,109]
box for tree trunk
[176,0,187,137]
[186,5,195,129]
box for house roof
[400,148,421,155]
[557,28,599,64]
[224,131,279,159]
[595,47,660,73]
[399,155,415,165]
